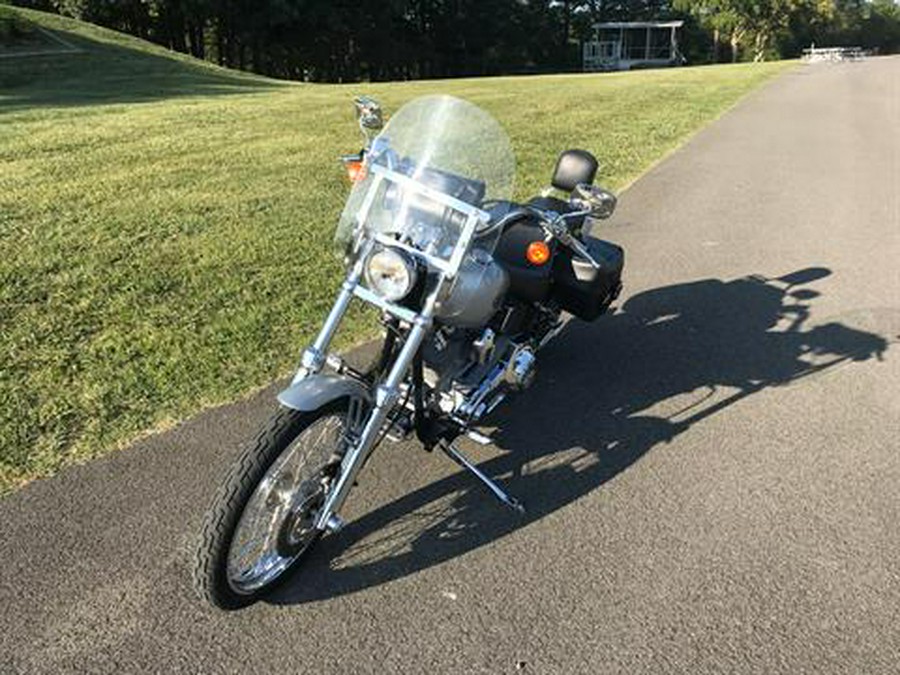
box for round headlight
[365,248,416,301]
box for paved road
[3,58,899,674]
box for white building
[583,21,685,72]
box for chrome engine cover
[435,257,509,328]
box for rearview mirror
[571,183,617,220]
[353,96,384,136]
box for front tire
[193,401,349,610]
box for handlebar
[525,204,602,270]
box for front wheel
[193,401,350,610]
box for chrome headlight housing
[364,247,417,301]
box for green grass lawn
[0,6,793,493]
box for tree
[13,0,900,79]
[861,0,900,52]
[673,0,748,61]
[675,0,835,61]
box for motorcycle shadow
[269,266,890,606]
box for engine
[434,255,509,328]
[422,322,538,422]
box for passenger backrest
[551,149,599,192]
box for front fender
[277,373,371,412]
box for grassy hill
[0,5,272,106]
[0,6,793,493]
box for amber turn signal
[526,240,550,265]
[345,160,367,182]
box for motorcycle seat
[528,195,571,214]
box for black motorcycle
[194,94,624,609]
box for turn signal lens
[526,241,550,266]
[345,160,367,182]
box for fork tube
[313,278,357,353]
[315,299,435,529]
[295,241,372,382]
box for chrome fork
[312,290,439,532]
[299,200,487,532]
[314,318,430,531]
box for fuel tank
[435,255,509,327]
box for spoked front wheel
[193,401,350,610]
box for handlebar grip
[566,235,601,269]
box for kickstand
[440,441,526,515]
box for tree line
[12,0,900,82]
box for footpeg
[464,428,493,446]
[440,442,525,514]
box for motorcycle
[193,94,625,609]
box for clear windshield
[336,95,516,273]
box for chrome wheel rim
[226,413,345,594]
